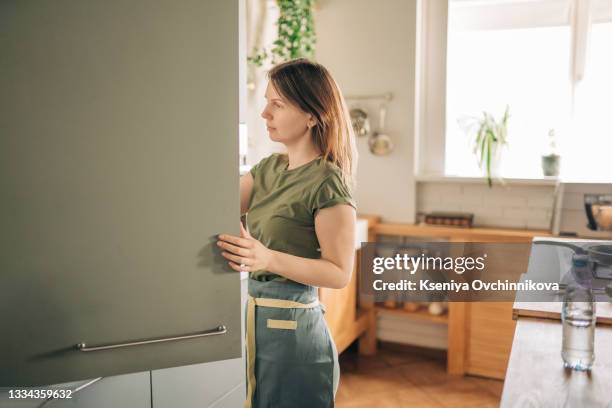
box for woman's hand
[217,223,272,273]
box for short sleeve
[249,159,262,179]
[249,154,275,179]
[312,172,357,216]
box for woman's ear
[307,115,316,129]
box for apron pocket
[267,319,297,330]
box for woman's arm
[267,204,356,289]
[240,172,254,215]
[217,204,356,289]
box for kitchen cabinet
[0,0,242,387]
[368,222,551,378]
[0,265,249,407]
[150,276,248,408]
[0,372,151,408]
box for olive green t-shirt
[246,153,356,282]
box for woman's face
[260,82,313,144]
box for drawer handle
[75,325,227,352]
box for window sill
[414,173,559,186]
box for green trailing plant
[247,48,268,67]
[461,106,510,187]
[248,0,317,67]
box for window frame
[415,0,612,182]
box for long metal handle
[76,325,227,352]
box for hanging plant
[248,0,317,67]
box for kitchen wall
[315,0,418,223]
[246,0,611,232]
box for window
[443,0,612,181]
[564,21,612,181]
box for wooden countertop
[503,298,612,406]
[371,222,551,242]
[500,317,612,407]
[513,301,612,325]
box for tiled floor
[335,342,504,408]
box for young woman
[217,58,357,407]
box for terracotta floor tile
[468,375,505,399]
[335,391,407,408]
[377,346,440,367]
[396,360,458,387]
[396,387,447,407]
[336,389,444,408]
[419,380,501,408]
[335,344,503,408]
[342,353,389,374]
[339,366,416,398]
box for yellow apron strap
[245,296,256,408]
[253,297,320,309]
[244,295,321,407]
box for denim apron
[244,278,339,407]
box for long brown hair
[268,58,357,190]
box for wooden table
[501,302,612,407]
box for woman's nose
[261,107,271,120]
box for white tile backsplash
[527,218,552,230]
[526,194,556,208]
[417,181,556,230]
[460,204,503,217]
[485,194,528,207]
[416,181,612,234]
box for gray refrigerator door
[0,0,241,386]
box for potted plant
[248,0,317,67]
[460,106,510,187]
[541,128,560,177]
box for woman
[217,58,357,407]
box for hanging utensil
[368,103,394,155]
[349,107,371,137]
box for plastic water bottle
[561,258,596,371]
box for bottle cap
[572,254,588,267]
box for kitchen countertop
[500,316,612,407]
[502,292,612,407]
[502,236,612,406]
